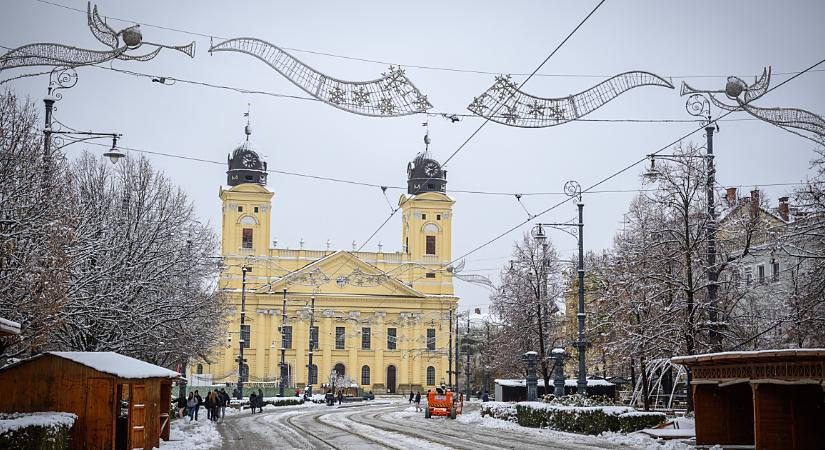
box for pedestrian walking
[337,389,343,405]
[257,389,264,413]
[193,390,203,421]
[186,392,196,420]
[176,393,187,419]
[249,392,257,414]
[409,391,414,404]
[482,390,489,402]
[414,391,422,412]
[205,391,214,421]
[219,388,228,420]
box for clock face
[424,162,439,177]
[242,153,258,168]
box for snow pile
[481,400,665,434]
[0,412,76,434]
[462,410,691,450]
[159,416,221,449]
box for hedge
[481,401,665,435]
[0,412,76,450]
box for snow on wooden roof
[671,348,825,365]
[48,352,180,379]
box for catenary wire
[446,55,825,267]
[27,0,825,80]
[355,0,610,252]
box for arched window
[309,364,318,385]
[361,365,371,386]
[196,364,203,374]
[426,366,436,385]
[334,363,345,377]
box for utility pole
[705,124,721,352]
[465,311,471,399]
[306,295,316,398]
[448,308,453,387]
[236,265,250,399]
[454,310,460,391]
[279,288,288,397]
[575,197,588,396]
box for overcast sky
[3,0,824,312]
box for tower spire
[244,103,252,141]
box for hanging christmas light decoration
[209,38,432,117]
[681,67,825,144]
[0,2,194,78]
[446,259,495,291]
[467,71,674,128]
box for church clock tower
[399,144,454,266]
[219,119,273,256]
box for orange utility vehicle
[424,389,464,419]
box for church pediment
[267,251,426,298]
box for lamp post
[465,311,471,399]
[533,180,588,396]
[522,351,539,401]
[279,288,288,397]
[646,93,720,352]
[306,295,316,398]
[236,265,251,399]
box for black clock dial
[242,153,257,168]
[424,162,439,177]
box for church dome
[226,125,268,186]
[407,150,446,195]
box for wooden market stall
[0,351,179,450]
[672,349,825,450]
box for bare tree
[489,233,563,389]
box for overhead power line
[354,0,610,252]
[27,0,825,81]
[448,55,825,266]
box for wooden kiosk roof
[672,349,825,449]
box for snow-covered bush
[479,402,517,422]
[483,401,665,435]
[0,412,76,450]
[230,396,304,409]
[540,394,615,407]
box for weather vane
[0,2,194,80]
[681,67,825,145]
[209,37,432,117]
[467,71,673,128]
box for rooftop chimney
[778,196,790,221]
[725,187,737,207]
[750,189,760,217]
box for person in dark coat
[409,391,414,404]
[257,389,264,412]
[219,388,228,420]
[193,390,203,421]
[176,393,187,419]
[249,392,257,414]
[482,390,489,402]
[337,389,343,405]
[414,391,422,412]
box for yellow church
[196,128,459,394]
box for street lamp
[279,288,288,397]
[236,265,251,399]
[533,180,588,396]
[645,93,721,352]
[521,351,539,401]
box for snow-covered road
[215,399,684,450]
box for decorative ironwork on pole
[0,3,194,81]
[208,38,432,117]
[682,66,825,145]
[466,71,674,128]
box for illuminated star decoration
[209,38,432,117]
[467,71,674,128]
[681,67,825,145]
[0,2,194,81]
